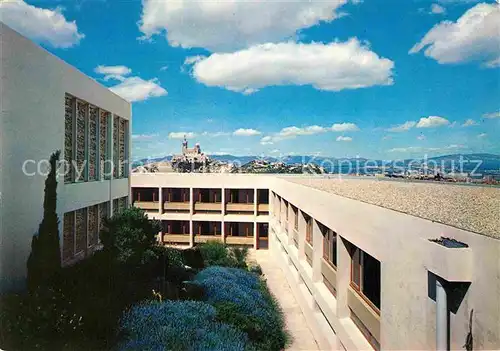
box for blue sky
[2,0,499,160]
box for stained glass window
[88,105,98,181]
[113,116,119,178]
[100,110,109,180]
[63,211,75,262]
[88,205,98,247]
[75,208,87,254]
[119,119,126,178]
[64,95,74,183]
[76,101,87,182]
[98,201,109,233]
[113,199,119,215]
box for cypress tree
[27,151,62,292]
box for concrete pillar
[189,187,194,247]
[312,219,323,282]
[158,187,162,214]
[298,210,306,260]
[436,278,449,351]
[337,236,351,318]
[254,188,258,216]
[221,187,225,243]
[253,221,258,249]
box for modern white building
[131,173,500,350]
[0,24,131,292]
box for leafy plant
[119,300,248,351]
[195,266,289,350]
[26,151,62,293]
[199,241,249,269]
[100,207,161,265]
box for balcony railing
[194,235,222,244]
[163,234,191,244]
[194,202,222,212]
[164,202,190,211]
[225,236,254,245]
[226,203,254,212]
[305,242,313,266]
[257,203,269,212]
[134,201,159,210]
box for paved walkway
[251,250,320,351]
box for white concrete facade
[0,24,131,292]
[131,173,500,350]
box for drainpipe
[436,278,449,351]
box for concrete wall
[270,178,500,350]
[0,24,131,292]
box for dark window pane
[362,252,381,309]
[352,248,361,287]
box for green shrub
[195,267,289,350]
[26,151,62,293]
[100,207,161,265]
[199,241,249,269]
[0,286,85,350]
[119,300,249,351]
[248,264,263,275]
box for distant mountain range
[132,153,500,175]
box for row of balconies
[133,201,269,214]
[159,220,269,248]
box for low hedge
[195,266,289,350]
[119,300,248,351]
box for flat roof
[283,177,500,239]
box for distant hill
[132,153,500,175]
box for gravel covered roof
[284,177,500,239]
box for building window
[98,202,109,232]
[75,208,87,255]
[64,95,74,183]
[99,110,109,180]
[305,214,313,245]
[76,100,87,182]
[322,225,337,268]
[88,105,98,181]
[113,198,119,215]
[350,246,381,312]
[63,211,75,262]
[119,118,127,178]
[88,205,99,247]
[113,116,119,179]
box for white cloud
[483,111,500,119]
[0,0,84,48]
[416,116,450,128]
[260,136,274,145]
[462,119,479,127]
[109,77,167,102]
[139,0,351,51]
[160,66,169,71]
[387,121,417,132]
[275,125,328,140]
[189,39,394,94]
[94,65,132,81]
[233,128,262,137]
[430,4,447,14]
[336,136,353,142]
[410,3,500,67]
[382,135,392,140]
[478,133,487,138]
[388,144,465,153]
[94,65,167,102]
[331,123,360,132]
[201,131,230,137]
[417,134,426,140]
[132,133,158,141]
[169,132,196,139]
